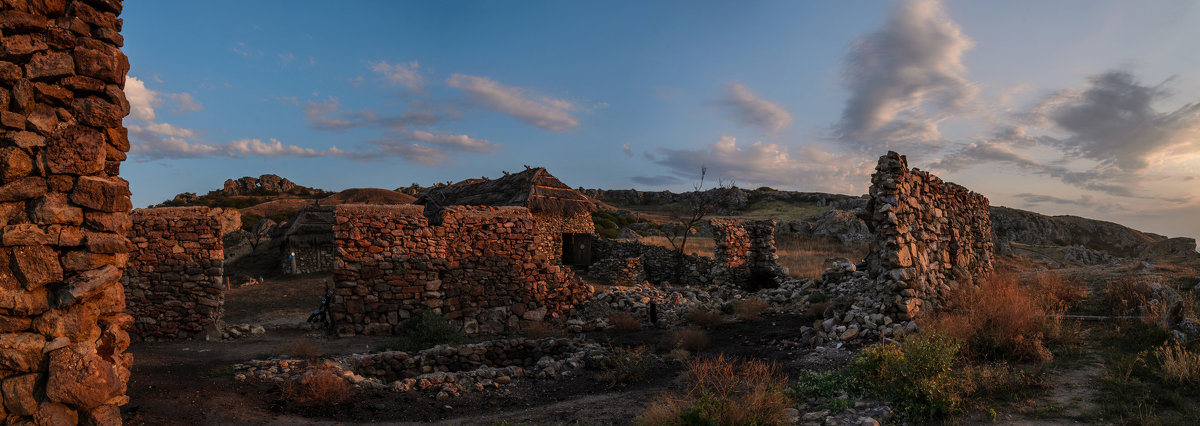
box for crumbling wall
[124,207,225,340]
[331,205,592,336]
[0,1,132,423]
[816,152,993,345]
[531,211,594,263]
[588,257,645,286]
[711,219,786,289]
[865,151,993,318]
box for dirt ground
[122,254,1200,425]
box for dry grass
[1104,277,1156,316]
[280,365,351,407]
[638,355,790,425]
[733,298,769,321]
[684,309,724,328]
[608,312,643,332]
[667,327,710,352]
[639,236,715,258]
[523,321,566,339]
[1155,341,1200,385]
[284,339,322,359]
[776,235,868,279]
[1025,270,1088,310]
[924,272,1066,363]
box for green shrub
[383,310,467,353]
[789,331,965,421]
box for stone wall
[532,211,594,264]
[0,1,132,423]
[864,152,993,319]
[124,207,225,340]
[587,257,645,286]
[711,219,786,290]
[330,205,593,336]
[591,239,717,287]
[281,243,334,275]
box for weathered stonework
[711,219,786,289]
[124,207,225,340]
[865,152,993,319]
[0,1,132,423]
[817,152,994,344]
[592,239,717,287]
[330,205,593,336]
[531,211,594,264]
[587,257,646,286]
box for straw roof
[416,167,595,216]
[275,206,336,247]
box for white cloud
[718,82,793,134]
[622,143,633,157]
[303,97,354,131]
[834,0,977,152]
[644,136,872,192]
[167,93,202,114]
[408,130,497,153]
[372,60,424,91]
[447,73,580,132]
[279,52,295,67]
[125,76,158,122]
[227,138,331,157]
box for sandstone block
[70,176,130,212]
[25,50,73,80]
[1,372,40,416]
[0,333,46,371]
[46,344,121,410]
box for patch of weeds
[733,298,769,321]
[382,310,467,353]
[1094,321,1200,424]
[596,346,651,387]
[280,365,351,407]
[806,290,829,304]
[637,355,790,425]
[608,312,643,332]
[825,398,851,413]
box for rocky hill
[990,206,1196,260]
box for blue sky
[121,0,1200,241]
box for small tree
[246,218,276,251]
[665,166,736,257]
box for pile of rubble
[234,337,610,400]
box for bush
[280,365,351,407]
[596,346,651,387]
[791,331,966,421]
[638,355,790,425]
[609,312,643,332]
[284,339,322,359]
[665,327,710,352]
[1104,277,1155,316]
[684,309,724,328]
[925,273,1056,363]
[733,298,769,321]
[384,310,467,353]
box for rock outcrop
[221,174,322,196]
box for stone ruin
[590,219,787,290]
[818,152,994,343]
[711,218,787,289]
[330,204,593,336]
[123,207,225,341]
[0,1,132,423]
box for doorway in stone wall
[562,233,593,266]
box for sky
[120,0,1200,242]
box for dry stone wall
[864,151,993,319]
[531,211,593,263]
[587,257,645,286]
[819,152,994,344]
[711,219,787,289]
[591,239,716,287]
[331,205,593,336]
[0,1,132,423]
[124,207,225,340]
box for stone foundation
[711,219,786,289]
[0,1,132,423]
[124,207,225,340]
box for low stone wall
[587,257,645,286]
[235,338,609,399]
[281,243,334,275]
[592,239,717,286]
[125,207,225,340]
[330,205,593,336]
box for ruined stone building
[275,206,336,275]
[415,167,596,265]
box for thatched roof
[416,167,595,216]
[322,188,416,205]
[275,206,336,248]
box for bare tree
[665,166,736,257]
[246,218,276,251]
